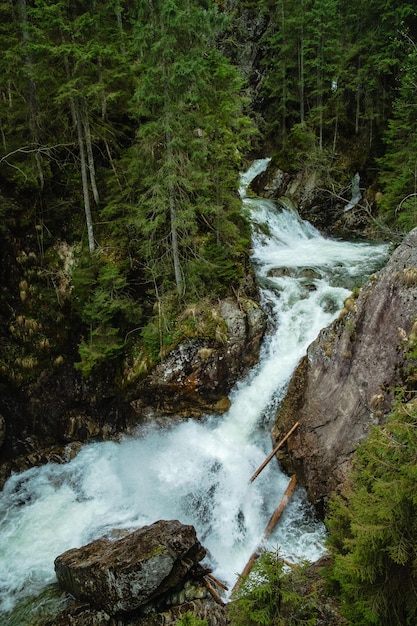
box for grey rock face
[133,297,266,419]
[54,520,206,615]
[274,229,417,507]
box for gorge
[1,2,417,623]
[0,160,390,624]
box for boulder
[54,520,207,615]
[130,296,266,419]
[273,228,417,509]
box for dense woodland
[1,0,417,377]
[1,1,417,624]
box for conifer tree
[377,34,417,231]
[106,0,252,299]
[327,398,417,625]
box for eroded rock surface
[250,163,379,239]
[54,520,207,615]
[131,297,266,419]
[273,228,417,508]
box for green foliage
[102,0,254,299]
[76,325,125,376]
[176,612,207,626]
[229,551,319,626]
[139,296,228,364]
[3,0,417,379]
[258,0,417,226]
[326,399,417,625]
[377,35,417,232]
[72,250,142,375]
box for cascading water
[0,159,389,623]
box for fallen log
[204,576,225,606]
[232,474,297,594]
[206,572,229,591]
[249,422,299,483]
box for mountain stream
[0,159,389,622]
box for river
[0,159,389,623]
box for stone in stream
[54,519,207,615]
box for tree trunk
[299,41,305,124]
[355,60,361,135]
[317,36,323,151]
[75,101,95,253]
[164,83,183,296]
[233,475,298,593]
[168,158,183,294]
[281,1,287,144]
[82,99,100,205]
[332,113,338,155]
[114,1,126,54]
[17,0,44,187]
[61,33,95,252]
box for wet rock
[250,163,378,239]
[47,598,230,626]
[131,297,266,418]
[54,520,207,615]
[0,441,83,490]
[251,165,322,213]
[274,228,417,509]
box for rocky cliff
[273,228,417,511]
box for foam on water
[0,160,389,617]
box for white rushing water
[0,160,389,620]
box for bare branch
[0,142,76,165]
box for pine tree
[229,550,319,626]
[105,0,252,299]
[303,0,342,152]
[377,34,417,231]
[327,398,417,625]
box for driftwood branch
[249,422,299,483]
[204,576,226,606]
[206,572,229,591]
[232,475,297,593]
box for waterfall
[344,171,362,211]
[0,160,389,622]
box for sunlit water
[0,160,389,621]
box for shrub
[326,399,417,625]
[229,551,319,626]
[176,612,207,626]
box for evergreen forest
[1,0,417,377]
[1,1,417,624]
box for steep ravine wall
[273,228,417,511]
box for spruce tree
[105,0,253,300]
[377,34,417,231]
[327,398,417,625]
